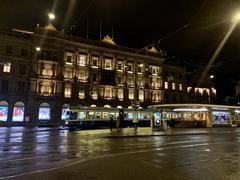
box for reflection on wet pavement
[1,127,240,179]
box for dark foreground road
[1,127,240,179]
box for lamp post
[48,13,55,21]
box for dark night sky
[1,0,240,99]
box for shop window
[12,102,24,122]
[38,102,51,120]
[0,101,8,121]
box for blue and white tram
[63,106,154,129]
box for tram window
[89,112,95,119]
[96,112,101,119]
[79,112,86,120]
[70,112,77,120]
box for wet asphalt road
[1,127,240,179]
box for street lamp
[233,13,240,22]
[48,13,55,20]
[35,47,41,52]
[210,75,214,79]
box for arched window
[61,104,70,120]
[117,105,123,109]
[0,101,8,121]
[38,102,51,120]
[12,102,24,122]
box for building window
[187,87,192,93]
[19,64,26,74]
[78,70,88,82]
[179,84,183,91]
[152,77,160,89]
[139,90,144,102]
[117,61,123,71]
[129,89,134,100]
[3,63,11,73]
[65,52,73,65]
[40,81,53,94]
[104,59,112,70]
[17,81,25,93]
[152,91,161,103]
[127,76,134,87]
[38,103,51,120]
[91,90,98,100]
[127,63,133,72]
[92,57,98,67]
[92,73,97,82]
[42,63,53,76]
[6,46,12,54]
[117,76,123,85]
[64,68,73,79]
[79,89,85,99]
[138,78,144,88]
[21,49,28,57]
[1,80,9,92]
[172,83,175,90]
[138,64,144,73]
[64,85,71,98]
[105,88,112,99]
[79,54,87,66]
[164,82,168,89]
[118,89,123,101]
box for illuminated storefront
[0,101,8,122]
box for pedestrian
[116,116,120,131]
[110,115,114,131]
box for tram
[148,104,240,128]
[62,106,155,129]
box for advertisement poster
[38,108,50,120]
[12,107,24,122]
[0,106,8,121]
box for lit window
[172,83,175,90]
[78,70,88,82]
[138,78,144,88]
[152,91,161,102]
[129,89,134,100]
[139,90,144,102]
[179,84,183,91]
[138,64,144,73]
[105,59,112,70]
[117,61,123,70]
[79,54,87,66]
[187,87,192,93]
[117,76,123,85]
[79,90,85,99]
[64,68,73,79]
[40,81,53,95]
[164,82,168,89]
[65,52,73,65]
[91,90,98,100]
[152,77,160,89]
[105,88,112,99]
[127,76,134,87]
[64,86,71,98]
[92,57,98,67]
[118,89,123,101]
[127,63,133,72]
[3,63,11,73]
[42,63,53,76]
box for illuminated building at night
[0,24,216,126]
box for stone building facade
[0,24,216,126]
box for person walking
[133,117,139,131]
[110,115,114,131]
[116,116,120,131]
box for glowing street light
[210,75,214,79]
[233,13,240,22]
[36,47,41,52]
[48,13,55,20]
